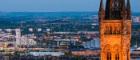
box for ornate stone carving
[99,0,131,60]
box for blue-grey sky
[0,0,139,12]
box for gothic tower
[99,0,131,60]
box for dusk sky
[0,0,139,12]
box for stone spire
[99,0,105,20]
[105,0,127,20]
[126,0,131,19]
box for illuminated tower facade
[99,0,131,60]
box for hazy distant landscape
[0,12,139,21]
[0,12,139,46]
[0,12,139,60]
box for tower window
[104,25,121,35]
[107,52,111,60]
[115,53,119,60]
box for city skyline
[0,0,139,60]
[0,0,139,12]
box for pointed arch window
[115,53,119,60]
[107,52,111,60]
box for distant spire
[99,0,105,20]
[99,0,104,11]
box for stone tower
[99,0,131,60]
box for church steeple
[99,0,105,20]
[99,0,132,60]
[104,0,128,20]
[99,0,104,12]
